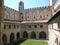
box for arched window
[10,33,15,43]
[2,34,7,45]
[23,31,28,38]
[31,31,36,39]
[39,31,46,39]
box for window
[58,22,60,28]
[14,25,16,28]
[55,38,58,45]
[21,17,23,19]
[34,16,35,18]
[17,25,19,28]
[20,13,23,15]
[34,25,37,28]
[20,2,22,6]
[40,15,42,18]
[9,25,11,29]
[28,16,29,18]
[40,25,43,28]
[4,25,6,29]
[47,15,48,16]
[29,25,31,28]
[6,15,9,19]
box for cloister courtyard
[1,0,60,45]
[13,39,48,45]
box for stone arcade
[0,0,60,45]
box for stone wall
[4,6,20,21]
[22,6,52,21]
[48,11,60,45]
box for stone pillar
[28,32,31,39]
[7,35,10,44]
[20,31,23,38]
[0,0,4,45]
[15,33,16,41]
[36,32,39,39]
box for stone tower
[19,1,24,21]
[19,1,24,14]
[0,0,4,45]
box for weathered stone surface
[0,0,4,45]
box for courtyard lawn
[14,39,48,45]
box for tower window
[20,2,23,6]
[20,13,23,15]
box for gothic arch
[23,31,28,38]
[31,31,36,39]
[10,33,15,43]
[39,31,46,39]
[2,34,7,45]
[16,32,20,40]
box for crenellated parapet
[4,6,19,12]
[25,6,51,11]
[4,6,20,21]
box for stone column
[20,31,23,38]
[36,32,39,39]
[0,0,4,45]
[28,32,31,39]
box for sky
[4,0,49,10]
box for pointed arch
[10,33,15,43]
[31,31,36,39]
[23,31,28,38]
[39,31,46,39]
[2,34,7,45]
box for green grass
[14,39,48,45]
